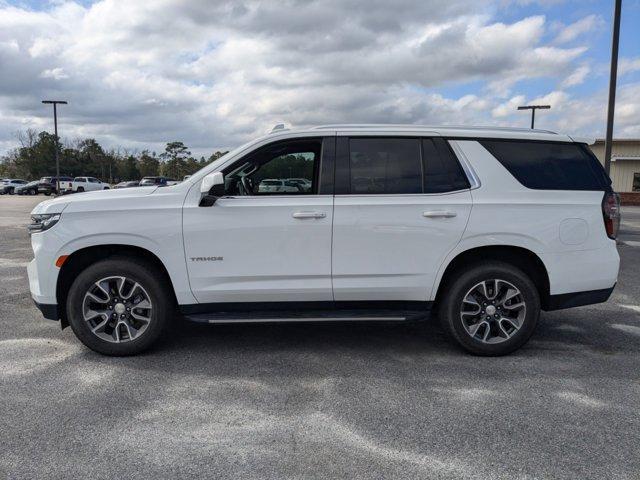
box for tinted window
[349,138,422,194]
[480,140,610,190]
[422,139,470,193]
[224,139,320,195]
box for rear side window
[349,138,422,194]
[423,139,470,193]
[480,140,611,191]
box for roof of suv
[268,124,582,143]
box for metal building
[589,139,640,203]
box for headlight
[28,213,61,234]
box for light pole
[604,0,622,175]
[517,105,551,129]
[42,100,68,195]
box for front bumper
[33,300,59,320]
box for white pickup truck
[65,177,110,193]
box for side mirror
[199,171,225,207]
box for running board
[184,309,429,324]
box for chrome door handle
[423,211,457,218]
[292,211,326,219]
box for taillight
[602,192,621,239]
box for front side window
[224,139,320,195]
[349,138,422,194]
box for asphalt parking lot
[1,195,639,480]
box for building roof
[593,138,640,144]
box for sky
[0,0,638,158]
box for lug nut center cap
[114,303,126,315]
[485,305,496,316]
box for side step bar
[184,309,429,324]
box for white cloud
[619,57,640,76]
[40,67,69,80]
[492,95,526,118]
[554,14,600,44]
[561,64,590,87]
[0,0,631,157]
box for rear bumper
[33,300,59,320]
[545,285,615,311]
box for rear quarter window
[479,140,611,191]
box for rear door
[331,135,472,301]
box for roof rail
[309,124,557,134]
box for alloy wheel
[460,279,526,344]
[82,276,153,343]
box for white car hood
[31,186,159,215]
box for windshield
[140,178,156,185]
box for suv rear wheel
[438,262,540,356]
[66,257,173,355]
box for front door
[183,137,335,304]
[331,135,472,301]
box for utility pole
[42,100,68,195]
[604,0,622,175]
[517,105,551,129]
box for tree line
[0,129,228,182]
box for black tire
[44,191,51,196]
[66,256,174,355]
[77,187,84,192]
[437,261,540,356]
[30,189,37,195]
[8,188,14,195]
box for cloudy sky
[0,0,639,157]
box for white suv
[27,125,620,356]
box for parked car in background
[139,176,178,186]
[38,176,73,196]
[257,178,302,193]
[183,175,191,181]
[287,178,312,192]
[15,180,40,195]
[114,180,140,189]
[64,177,110,193]
[0,179,28,194]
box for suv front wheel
[438,262,540,356]
[66,257,173,355]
